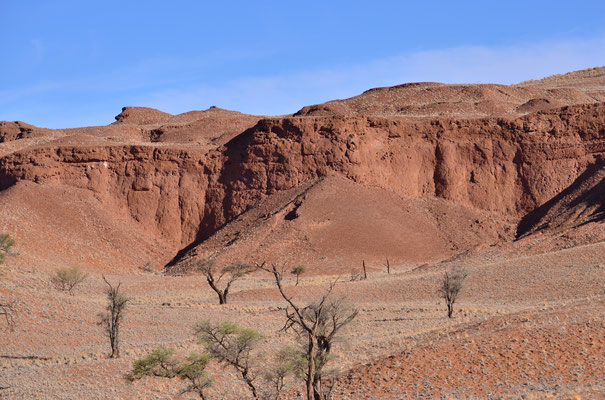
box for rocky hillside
[0,67,603,272]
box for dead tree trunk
[99,275,128,359]
[207,278,227,304]
[307,329,317,400]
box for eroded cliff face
[0,146,212,248]
[1,103,603,259]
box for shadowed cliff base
[517,161,604,238]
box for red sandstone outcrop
[0,68,603,271]
[114,106,262,145]
[295,82,600,119]
[113,106,173,125]
[0,121,48,143]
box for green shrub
[0,234,15,265]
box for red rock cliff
[1,103,603,258]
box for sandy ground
[1,239,603,399]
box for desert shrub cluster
[50,266,88,294]
[2,233,471,399]
[124,259,469,399]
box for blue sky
[2,1,605,128]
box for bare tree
[291,266,306,286]
[257,263,358,400]
[362,260,367,280]
[438,267,468,318]
[126,347,213,399]
[98,275,129,358]
[197,259,254,305]
[386,258,390,275]
[50,266,88,295]
[195,320,262,398]
[0,234,15,265]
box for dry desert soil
[0,67,604,399]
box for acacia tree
[262,346,303,400]
[197,259,253,305]
[291,266,305,286]
[257,263,358,400]
[438,267,468,318]
[195,320,262,398]
[127,321,263,399]
[126,348,213,399]
[98,275,129,358]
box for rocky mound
[167,176,514,274]
[146,106,262,145]
[518,66,605,98]
[113,106,173,125]
[513,97,564,114]
[296,67,605,119]
[0,121,47,143]
[295,84,598,119]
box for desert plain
[0,67,604,399]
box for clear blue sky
[2,1,605,128]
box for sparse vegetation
[50,266,88,294]
[128,320,264,399]
[291,265,306,286]
[438,267,468,318]
[197,258,254,304]
[126,262,358,400]
[126,347,213,399]
[0,234,15,265]
[139,261,153,273]
[258,263,358,400]
[98,275,129,358]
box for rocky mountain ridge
[0,67,603,272]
